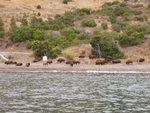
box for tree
[21,14,28,26]
[90,35,125,59]
[0,17,5,38]
[10,16,17,32]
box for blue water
[0,72,150,113]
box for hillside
[1,0,150,63]
[0,0,115,31]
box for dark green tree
[10,16,17,32]
[0,17,5,38]
[21,15,28,26]
[90,35,125,59]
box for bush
[75,8,91,16]
[0,32,5,38]
[125,24,149,34]
[81,19,97,27]
[147,4,150,10]
[109,16,117,24]
[118,30,144,47]
[63,51,76,60]
[8,55,14,59]
[38,12,41,16]
[112,24,121,32]
[62,0,72,4]
[63,0,68,4]
[51,47,62,58]
[134,16,147,22]
[10,27,34,42]
[120,2,127,7]
[37,5,41,9]
[101,22,108,30]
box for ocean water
[0,72,150,113]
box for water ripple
[0,72,150,112]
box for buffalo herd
[4,56,145,67]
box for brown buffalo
[112,60,121,64]
[25,63,30,67]
[43,62,48,66]
[32,59,38,63]
[89,55,97,59]
[79,55,85,58]
[95,59,108,65]
[105,56,113,60]
[5,61,17,65]
[47,60,53,64]
[57,58,65,63]
[126,60,133,65]
[66,60,71,64]
[70,62,74,67]
[66,60,80,65]
[72,60,80,64]
[139,58,145,62]
[16,63,23,66]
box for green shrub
[81,19,97,27]
[120,2,127,7]
[0,17,5,38]
[8,55,14,59]
[118,30,144,47]
[51,47,62,58]
[62,0,72,4]
[63,51,76,60]
[38,12,41,16]
[112,24,121,32]
[63,0,68,4]
[101,22,108,30]
[109,16,117,24]
[134,11,142,15]
[10,27,34,42]
[0,32,5,38]
[75,8,91,16]
[37,5,41,9]
[133,4,143,8]
[125,24,149,33]
[134,16,147,22]
[26,41,32,49]
[147,4,150,10]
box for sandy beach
[1,63,150,73]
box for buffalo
[43,62,48,66]
[89,55,97,59]
[79,55,85,58]
[47,60,53,64]
[5,61,17,65]
[112,60,121,64]
[139,58,145,62]
[66,60,80,65]
[95,59,108,65]
[72,60,80,64]
[16,63,23,66]
[25,63,30,67]
[57,58,65,63]
[126,60,133,65]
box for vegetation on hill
[1,1,150,59]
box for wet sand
[0,63,150,73]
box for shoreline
[1,63,150,73]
